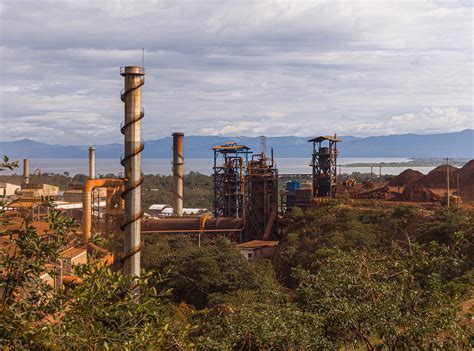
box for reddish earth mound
[414,164,458,189]
[388,169,424,187]
[456,160,474,185]
[401,184,439,202]
[456,160,474,202]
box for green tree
[0,188,179,349]
[294,246,470,350]
[161,238,277,309]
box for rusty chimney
[22,159,29,189]
[172,132,184,216]
[120,66,145,277]
[88,146,96,179]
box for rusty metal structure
[308,135,341,198]
[246,152,278,240]
[82,178,124,241]
[141,217,244,233]
[172,132,184,216]
[120,66,145,277]
[212,142,251,219]
[87,145,101,233]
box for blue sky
[0,0,472,145]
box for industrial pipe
[88,146,96,179]
[82,178,124,241]
[172,132,184,216]
[262,207,277,240]
[120,66,145,277]
[22,159,29,188]
[141,217,244,233]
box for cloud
[0,0,472,144]
[350,107,472,136]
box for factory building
[18,183,60,197]
[60,247,88,276]
[147,204,207,217]
[0,182,21,197]
[2,68,351,289]
[237,240,279,260]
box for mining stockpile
[457,160,474,202]
[388,169,424,187]
[413,164,459,189]
[401,184,439,202]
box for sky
[0,0,472,145]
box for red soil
[401,184,439,202]
[388,169,424,187]
[390,160,474,203]
[413,164,459,189]
[456,160,474,202]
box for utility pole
[446,157,450,207]
[370,165,373,181]
[379,163,382,179]
[457,173,460,196]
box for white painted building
[0,182,21,197]
[148,204,207,216]
[237,240,279,260]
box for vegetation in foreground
[1,158,473,349]
[1,204,472,349]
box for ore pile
[388,169,424,187]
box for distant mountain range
[1,129,472,158]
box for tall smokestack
[88,146,96,179]
[120,66,145,277]
[23,159,29,188]
[172,132,184,216]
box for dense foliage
[1,156,472,349]
[142,171,213,210]
[0,171,213,210]
[143,236,279,309]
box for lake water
[3,157,438,176]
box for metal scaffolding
[308,135,341,198]
[212,142,251,219]
[246,152,278,241]
[92,188,101,234]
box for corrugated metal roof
[61,247,87,260]
[149,204,171,211]
[237,240,279,249]
[64,189,83,194]
[2,220,53,235]
[308,135,342,143]
[8,200,41,208]
[212,142,250,151]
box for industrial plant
[1,65,473,289]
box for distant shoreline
[10,157,470,168]
[344,159,470,168]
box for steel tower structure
[212,142,251,219]
[308,135,341,198]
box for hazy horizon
[2,128,473,147]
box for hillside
[0,129,472,158]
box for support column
[120,66,144,277]
[22,159,29,189]
[89,146,96,179]
[172,132,184,216]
